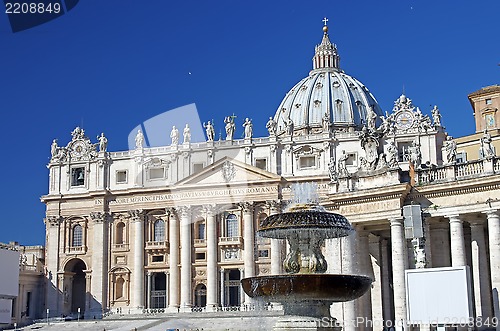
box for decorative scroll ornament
[221,161,236,182]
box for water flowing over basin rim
[241,274,373,302]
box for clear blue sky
[0,0,498,245]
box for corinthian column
[203,204,218,311]
[240,202,255,304]
[448,215,466,267]
[390,217,407,331]
[167,208,180,310]
[179,206,192,309]
[485,211,500,330]
[129,210,145,309]
[89,212,110,318]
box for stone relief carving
[221,161,236,182]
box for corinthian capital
[89,212,111,223]
[44,216,63,227]
[176,206,191,218]
[202,204,217,216]
[128,209,144,222]
[239,201,254,213]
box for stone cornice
[409,175,500,200]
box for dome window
[332,81,340,88]
[314,100,322,107]
[315,82,323,89]
[295,103,301,108]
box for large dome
[274,24,383,135]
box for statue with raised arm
[204,121,215,142]
[243,118,253,139]
[97,133,108,152]
[224,116,235,141]
[337,150,349,177]
[135,129,144,148]
[266,117,277,136]
[444,136,457,163]
[170,126,179,146]
[183,124,191,144]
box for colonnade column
[268,200,283,275]
[390,217,407,331]
[241,202,255,305]
[179,206,192,310]
[129,210,145,310]
[204,204,218,311]
[167,208,180,310]
[220,269,225,308]
[369,234,383,326]
[342,232,357,331]
[448,215,466,267]
[356,227,372,326]
[485,211,500,330]
[470,220,492,324]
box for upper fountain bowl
[259,205,354,240]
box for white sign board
[0,248,19,299]
[0,299,12,324]
[406,266,473,325]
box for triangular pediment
[175,157,281,187]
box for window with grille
[226,214,238,237]
[198,223,205,240]
[73,224,83,247]
[154,220,165,242]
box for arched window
[116,222,125,244]
[115,276,125,299]
[72,224,83,247]
[154,220,165,242]
[226,214,238,237]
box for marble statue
[285,118,294,137]
[97,133,108,152]
[51,139,58,157]
[328,157,337,182]
[183,124,191,144]
[444,136,457,163]
[480,129,495,158]
[243,118,253,139]
[386,141,399,168]
[431,105,442,127]
[366,105,378,131]
[224,116,236,141]
[266,117,277,136]
[170,126,179,145]
[135,129,144,148]
[322,111,331,132]
[409,141,422,168]
[337,150,349,177]
[204,121,215,142]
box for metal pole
[77,307,80,322]
[46,308,49,325]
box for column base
[205,304,218,312]
[166,306,180,313]
[179,306,192,313]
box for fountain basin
[242,274,372,302]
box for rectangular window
[258,249,269,258]
[149,168,165,180]
[346,153,357,166]
[486,98,492,105]
[152,255,164,262]
[195,252,206,260]
[398,142,412,162]
[456,152,467,164]
[255,158,267,170]
[193,163,204,174]
[116,170,127,183]
[299,156,316,169]
[198,223,205,240]
[71,167,85,186]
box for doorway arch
[64,258,87,314]
[194,283,207,307]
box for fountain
[241,183,372,330]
